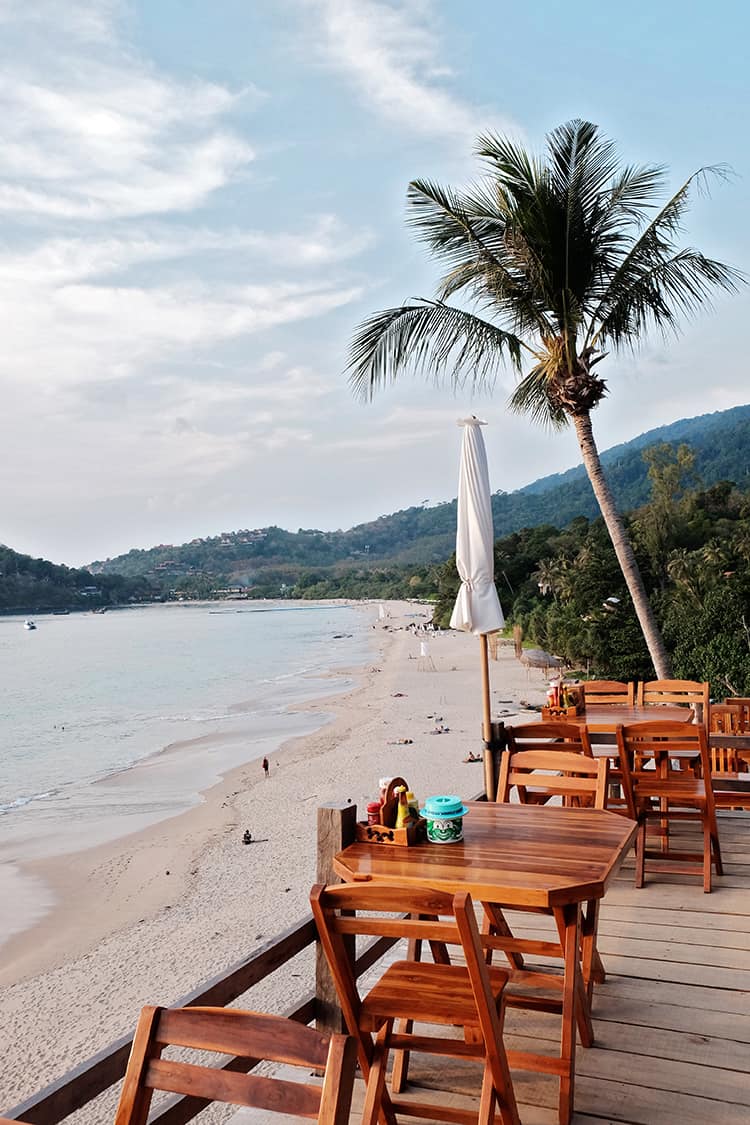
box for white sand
[0,602,548,1112]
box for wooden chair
[637,679,709,727]
[508,720,593,756]
[582,680,635,706]
[496,748,609,808]
[495,749,609,1000]
[709,704,747,775]
[310,882,520,1125]
[723,696,750,732]
[505,722,594,756]
[113,1006,357,1125]
[503,723,593,806]
[615,721,723,893]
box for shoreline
[0,599,370,942]
[0,659,373,988]
[0,603,548,1111]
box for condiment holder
[542,680,585,720]
[355,776,427,846]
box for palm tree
[348,120,743,677]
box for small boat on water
[23,619,37,630]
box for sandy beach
[0,601,548,1112]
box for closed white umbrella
[449,417,504,796]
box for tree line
[431,446,750,696]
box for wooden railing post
[315,802,357,1036]
[483,721,507,800]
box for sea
[0,601,374,946]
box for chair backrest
[710,704,742,735]
[496,749,609,808]
[615,721,716,817]
[723,697,750,732]
[709,704,744,773]
[113,1006,357,1125]
[505,721,594,756]
[582,679,635,706]
[637,679,709,725]
[310,882,503,1069]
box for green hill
[0,545,153,614]
[89,403,750,592]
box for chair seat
[634,778,706,800]
[361,961,508,1030]
[712,780,750,809]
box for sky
[0,0,748,566]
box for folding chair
[113,1006,357,1125]
[582,680,635,706]
[501,723,594,811]
[709,704,747,775]
[310,882,520,1125]
[496,748,609,809]
[723,697,750,732]
[494,748,610,1000]
[637,679,709,727]
[615,721,723,893]
[505,722,594,756]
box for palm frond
[406,179,494,263]
[475,131,542,198]
[584,166,734,346]
[599,163,667,229]
[347,301,524,402]
[507,366,569,430]
[406,179,557,337]
[547,119,621,219]
[596,248,744,345]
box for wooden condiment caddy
[542,684,584,721]
[541,704,583,720]
[355,776,426,846]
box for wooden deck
[338,810,750,1125]
[7,807,748,1125]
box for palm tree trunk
[572,412,673,678]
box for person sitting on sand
[462,751,482,763]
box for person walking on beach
[262,756,269,778]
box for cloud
[0,4,257,220]
[0,216,373,287]
[0,270,362,389]
[0,0,122,44]
[301,0,509,140]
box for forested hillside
[0,546,153,613]
[91,403,750,593]
[431,452,750,695]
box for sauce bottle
[367,800,382,825]
[394,786,412,829]
[379,776,393,804]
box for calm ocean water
[0,601,373,939]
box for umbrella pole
[480,633,495,800]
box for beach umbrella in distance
[449,417,504,796]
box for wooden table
[560,703,695,734]
[334,801,636,1125]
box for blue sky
[1,0,747,565]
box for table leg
[553,903,583,1125]
[482,902,525,970]
[581,898,605,998]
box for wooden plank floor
[232,812,750,1125]
[356,811,750,1125]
